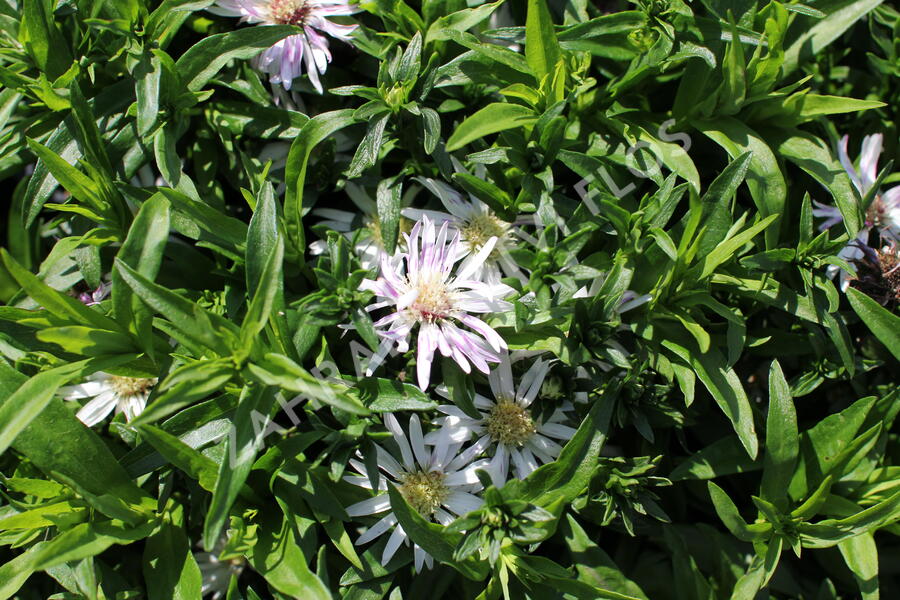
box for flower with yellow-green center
[59,372,157,427]
[360,216,515,390]
[403,177,525,284]
[426,353,576,485]
[344,414,488,571]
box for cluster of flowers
[339,205,579,569]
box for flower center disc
[462,213,508,252]
[109,376,156,397]
[398,470,448,516]
[270,0,311,25]
[486,398,536,446]
[409,273,451,322]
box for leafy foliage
[0,0,898,598]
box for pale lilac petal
[384,414,414,471]
[838,135,863,194]
[859,134,883,191]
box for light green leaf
[204,385,275,550]
[708,481,771,542]
[0,520,156,600]
[525,0,562,80]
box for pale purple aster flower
[210,0,358,93]
[344,414,487,571]
[402,178,526,284]
[59,372,157,426]
[360,216,514,390]
[425,353,576,485]
[812,134,900,289]
[77,282,111,306]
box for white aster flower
[195,535,246,599]
[427,353,576,485]
[403,177,525,284]
[210,0,358,93]
[361,216,515,390]
[812,133,900,289]
[344,414,487,572]
[60,372,157,427]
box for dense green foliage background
[0,0,899,598]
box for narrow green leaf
[143,508,203,600]
[525,0,562,80]
[0,520,156,600]
[846,287,900,360]
[132,359,236,425]
[708,481,770,542]
[446,103,537,151]
[138,425,219,491]
[760,361,799,510]
[2,249,121,332]
[783,0,884,74]
[775,130,861,236]
[284,110,357,254]
[694,117,786,248]
[240,237,284,347]
[247,182,278,297]
[112,193,171,350]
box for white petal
[414,544,427,572]
[455,236,498,280]
[443,491,483,516]
[346,494,391,517]
[517,358,550,407]
[75,391,118,426]
[538,422,577,440]
[381,525,407,566]
[408,414,430,470]
[375,444,404,479]
[356,513,397,546]
[60,380,107,400]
